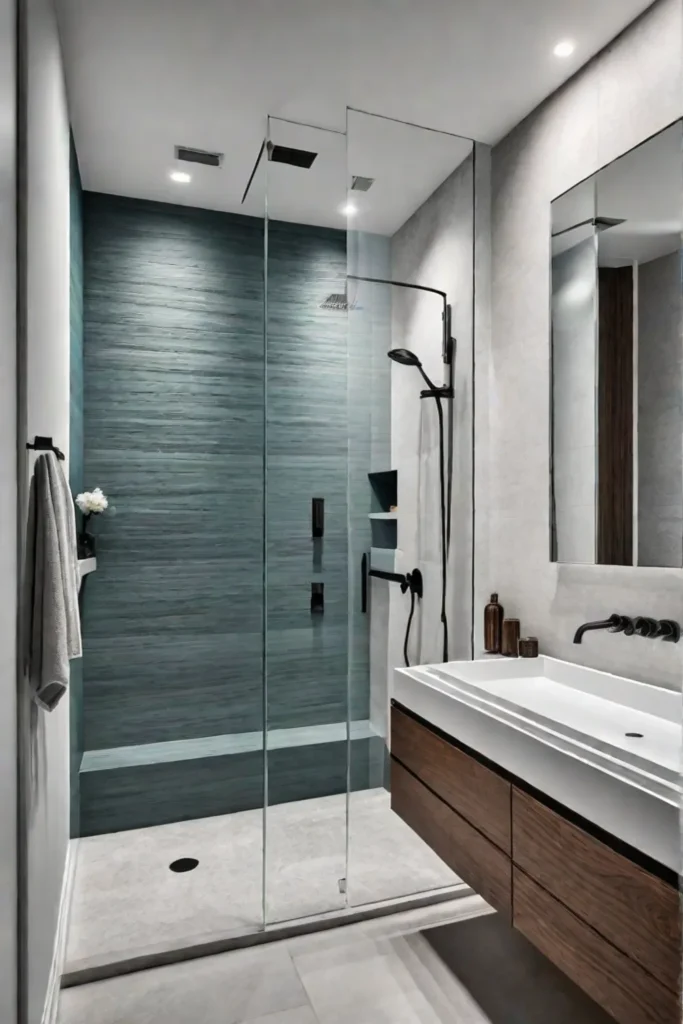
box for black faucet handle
[634,616,659,638]
[608,614,634,636]
[655,619,681,643]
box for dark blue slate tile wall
[81,194,381,832]
[69,138,84,838]
[83,195,266,760]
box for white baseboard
[42,839,77,1024]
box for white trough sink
[392,656,680,871]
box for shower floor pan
[63,788,463,983]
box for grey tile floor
[66,789,459,973]
[59,896,615,1024]
[58,897,495,1024]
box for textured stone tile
[59,945,308,1024]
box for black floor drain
[169,858,199,873]
[625,732,643,738]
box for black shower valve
[400,568,423,599]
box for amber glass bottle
[484,593,503,653]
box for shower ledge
[392,656,680,871]
[81,718,379,773]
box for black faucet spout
[573,614,622,644]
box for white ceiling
[56,0,655,234]
[257,115,473,233]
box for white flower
[76,487,109,515]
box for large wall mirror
[550,121,682,567]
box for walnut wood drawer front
[514,869,678,1024]
[391,758,511,918]
[391,705,511,853]
[512,788,680,994]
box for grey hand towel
[24,452,82,710]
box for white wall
[23,0,72,1019]
[0,0,18,1019]
[391,153,475,666]
[481,0,682,688]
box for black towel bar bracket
[26,436,65,460]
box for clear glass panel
[264,116,349,924]
[346,108,475,907]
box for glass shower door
[263,116,350,924]
[345,108,475,907]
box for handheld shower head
[387,347,439,392]
[387,348,421,367]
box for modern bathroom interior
[4,1,682,1023]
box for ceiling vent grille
[268,143,318,169]
[351,175,374,192]
[175,146,223,167]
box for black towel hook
[26,435,65,461]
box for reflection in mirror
[550,121,682,568]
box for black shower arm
[347,274,453,366]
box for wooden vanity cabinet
[390,703,680,1024]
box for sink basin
[392,656,681,871]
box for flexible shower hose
[403,587,417,667]
[401,396,449,667]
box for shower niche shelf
[368,470,397,550]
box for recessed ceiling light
[169,170,191,184]
[553,40,575,58]
[341,202,357,217]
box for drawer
[391,757,511,918]
[512,788,680,993]
[391,705,511,853]
[513,869,678,1024]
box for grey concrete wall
[483,0,682,688]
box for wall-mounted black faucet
[573,614,680,644]
[573,614,630,643]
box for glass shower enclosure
[66,107,475,976]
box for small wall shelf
[78,557,97,581]
[368,469,398,550]
[370,547,396,574]
[368,469,397,514]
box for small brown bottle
[484,593,504,653]
[502,618,521,657]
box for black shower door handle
[361,553,368,613]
